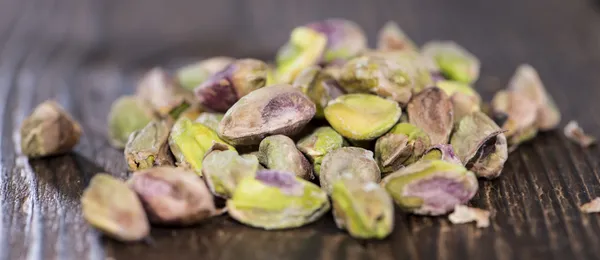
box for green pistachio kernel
[258,135,314,180]
[195,112,224,132]
[296,126,346,175]
[227,170,330,230]
[136,68,193,118]
[436,80,481,123]
[293,66,345,118]
[108,96,157,149]
[332,179,394,239]
[381,160,478,216]
[319,147,381,194]
[275,27,327,83]
[176,57,234,91]
[202,149,259,198]
[169,117,235,174]
[377,21,418,51]
[375,123,431,174]
[422,41,480,84]
[125,120,174,171]
[324,94,401,140]
[420,144,462,165]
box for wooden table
[2,0,600,259]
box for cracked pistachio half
[258,135,314,180]
[375,123,431,174]
[296,126,346,175]
[407,87,454,145]
[319,147,381,194]
[125,120,174,171]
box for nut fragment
[195,59,268,112]
[136,68,193,118]
[420,144,462,165]
[375,123,431,174]
[407,87,454,145]
[448,205,490,228]
[129,167,225,225]
[81,174,149,242]
[580,197,600,213]
[331,179,394,239]
[275,27,327,83]
[125,120,174,171]
[293,66,345,117]
[436,80,481,123]
[258,135,313,180]
[296,126,346,175]
[195,112,224,132]
[169,117,235,174]
[381,160,478,216]
[320,147,381,194]
[377,21,417,51]
[305,18,367,63]
[564,121,596,148]
[218,84,316,145]
[108,96,157,148]
[491,90,538,148]
[202,149,259,198]
[227,170,330,230]
[422,41,480,84]
[324,94,401,140]
[20,101,82,158]
[450,112,508,179]
[176,57,234,91]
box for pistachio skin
[125,120,174,171]
[407,87,454,145]
[296,126,346,175]
[319,147,381,194]
[108,96,157,149]
[375,123,431,174]
[258,135,314,180]
[420,144,462,165]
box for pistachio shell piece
[218,84,316,145]
[296,126,346,175]
[450,112,508,179]
[108,96,157,148]
[129,167,225,225]
[491,90,538,147]
[436,80,481,123]
[407,87,454,145]
[125,120,174,171]
[136,68,192,118]
[564,120,596,148]
[305,18,367,63]
[332,179,394,239]
[324,94,401,140]
[319,147,381,194]
[169,117,235,174]
[227,170,330,230]
[258,135,313,180]
[20,101,82,158]
[176,57,234,91]
[275,27,327,83]
[381,160,478,216]
[420,144,462,165]
[448,205,490,228]
[195,112,224,132]
[195,59,268,112]
[81,174,149,242]
[293,66,345,117]
[508,64,561,130]
[202,149,259,198]
[422,41,480,84]
[377,21,417,52]
[375,123,431,174]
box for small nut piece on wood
[448,205,490,228]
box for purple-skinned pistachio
[376,21,417,52]
[422,41,480,84]
[275,27,327,83]
[305,18,367,63]
[293,66,345,118]
[129,167,226,226]
[217,84,316,145]
[420,144,462,165]
[136,68,193,118]
[381,160,478,216]
[450,112,508,179]
[258,135,314,180]
[407,87,454,145]
[195,59,268,112]
[319,147,381,194]
[125,120,174,171]
[176,56,234,91]
[375,123,431,174]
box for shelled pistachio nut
[125,120,174,171]
[108,96,157,149]
[275,27,327,83]
[375,123,431,174]
[202,148,260,198]
[136,68,193,118]
[293,66,345,117]
[305,18,367,63]
[436,80,481,123]
[195,112,224,132]
[407,87,454,145]
[422,41,480,84]
[176,56,234,91]
[320,147,381,194]
[377,21,417,52]
[296,126,346,175]
[258,135,313,180]
[420,144,462,165]
[491,90,538,148]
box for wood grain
[2,0,600,259]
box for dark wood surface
[2,0,600,259]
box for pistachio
[202,149,259,198]
[331,179,394,239]
[108,96,156,148]
[420,144,462,165]
[377,21,417,52]
[125,120,174,171]
[169,117,235,174]
[218,84,316,145]
[324,94,401,140]
[136,68,193,118]
[422,41,480,84]
[375,123,431,174]
[81,174,149,242]
[296,126,346,175]
[275,27,327,83]
[258,135,313,180]
[319,147,381,194]
[20,101,82,158]
[363,50,434,95]
[564,120,596,148]
[176,57,234,91]
[436,80,481,123]
[293,66,345,117]
[129,167,225,225]
[195,58,268,112]
[227,170,330,230]
[195,112,224,132]
[450,112,508,179]
[305,18,367,63]
[448,205,490,228]
[407,87,454,145]
[491,90,538,148]
[381,160,478,216]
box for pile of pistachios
[20,19,567,241]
